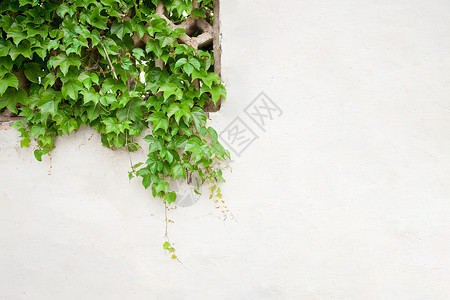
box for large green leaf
[145,39,163,57]
[9,41,32,60]
[191,106,206,130]
[0,39,12,56]
[88,7,109,30]
[164,191,177,204]
[148,111,169,133]
[201,83,226,105]
[158,83,182,100]
[51,53,82,76]
[111,21,133,39]
[0,88,27,113]
[38,90,61,117]
[24,63,44,83]
[0,73,18,95]
[171,163,186,180]
[62,80,83,100]
[5,23,27,45]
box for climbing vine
[0,0,229,257]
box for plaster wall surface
[1,0,450,299]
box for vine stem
[125,83,137,170]
[164,201,182,263]
[164,201,168,238]
[101,42,118,80]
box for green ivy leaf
[111,21,133,39]
[62,80,83,100]
[191,106,206,130]
[142,174,152,189]
[88,7,109,30]
[167,102,191,123]
[183,63,194,75]
[163,241,171,250]
[81,90,100,105]
[133,22,147,39]
[136,168,150,177]
[189,58,201,70]
[42,73,56,89]
[148,138,163,153]
[132,48,145,60]
[201,83,226,105]
[164,191,176,204]
[24,63,44,83]
[9,41,33,60]
[20,137,30,148]
[60,118,78,135]
[156,32,174,48]
[0,88,26,113]
[143,134,155,143]
[56,3,74,18]
[175,58,187,69]
[34,150,43,162]
[158,83,182,100]
[193,70,220,88]
[148,111,169,133]
[38,90,61,117]
[0,73,18,95]
[145,39,163,57]
[51,53,82,76]
[5,23,27,45]
[30,125,46,137]
[0,39,12,56]
[171,163,186,180]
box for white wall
[1,0,450,299]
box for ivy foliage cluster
[0,0,229,204]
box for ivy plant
[0,0,228,209]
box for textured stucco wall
[1,0,450,299]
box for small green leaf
[20,137,30,148]
[30,125,45,137]
[148,138,163,153]
[60,118,78,135]
[132,48,145,60]
[201,83,227,105]
[164,191,176,204]
[142,174,152,189]
[175,58,187,69]
[163,241,171,250]
[34,150,43,161]
[158,83,182,100]
[111,21,133,39]
[143,134,155,143]
[189,58,201,70]
[42,73,56,89]
[183,63,194,75]
[136,168,150,176]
